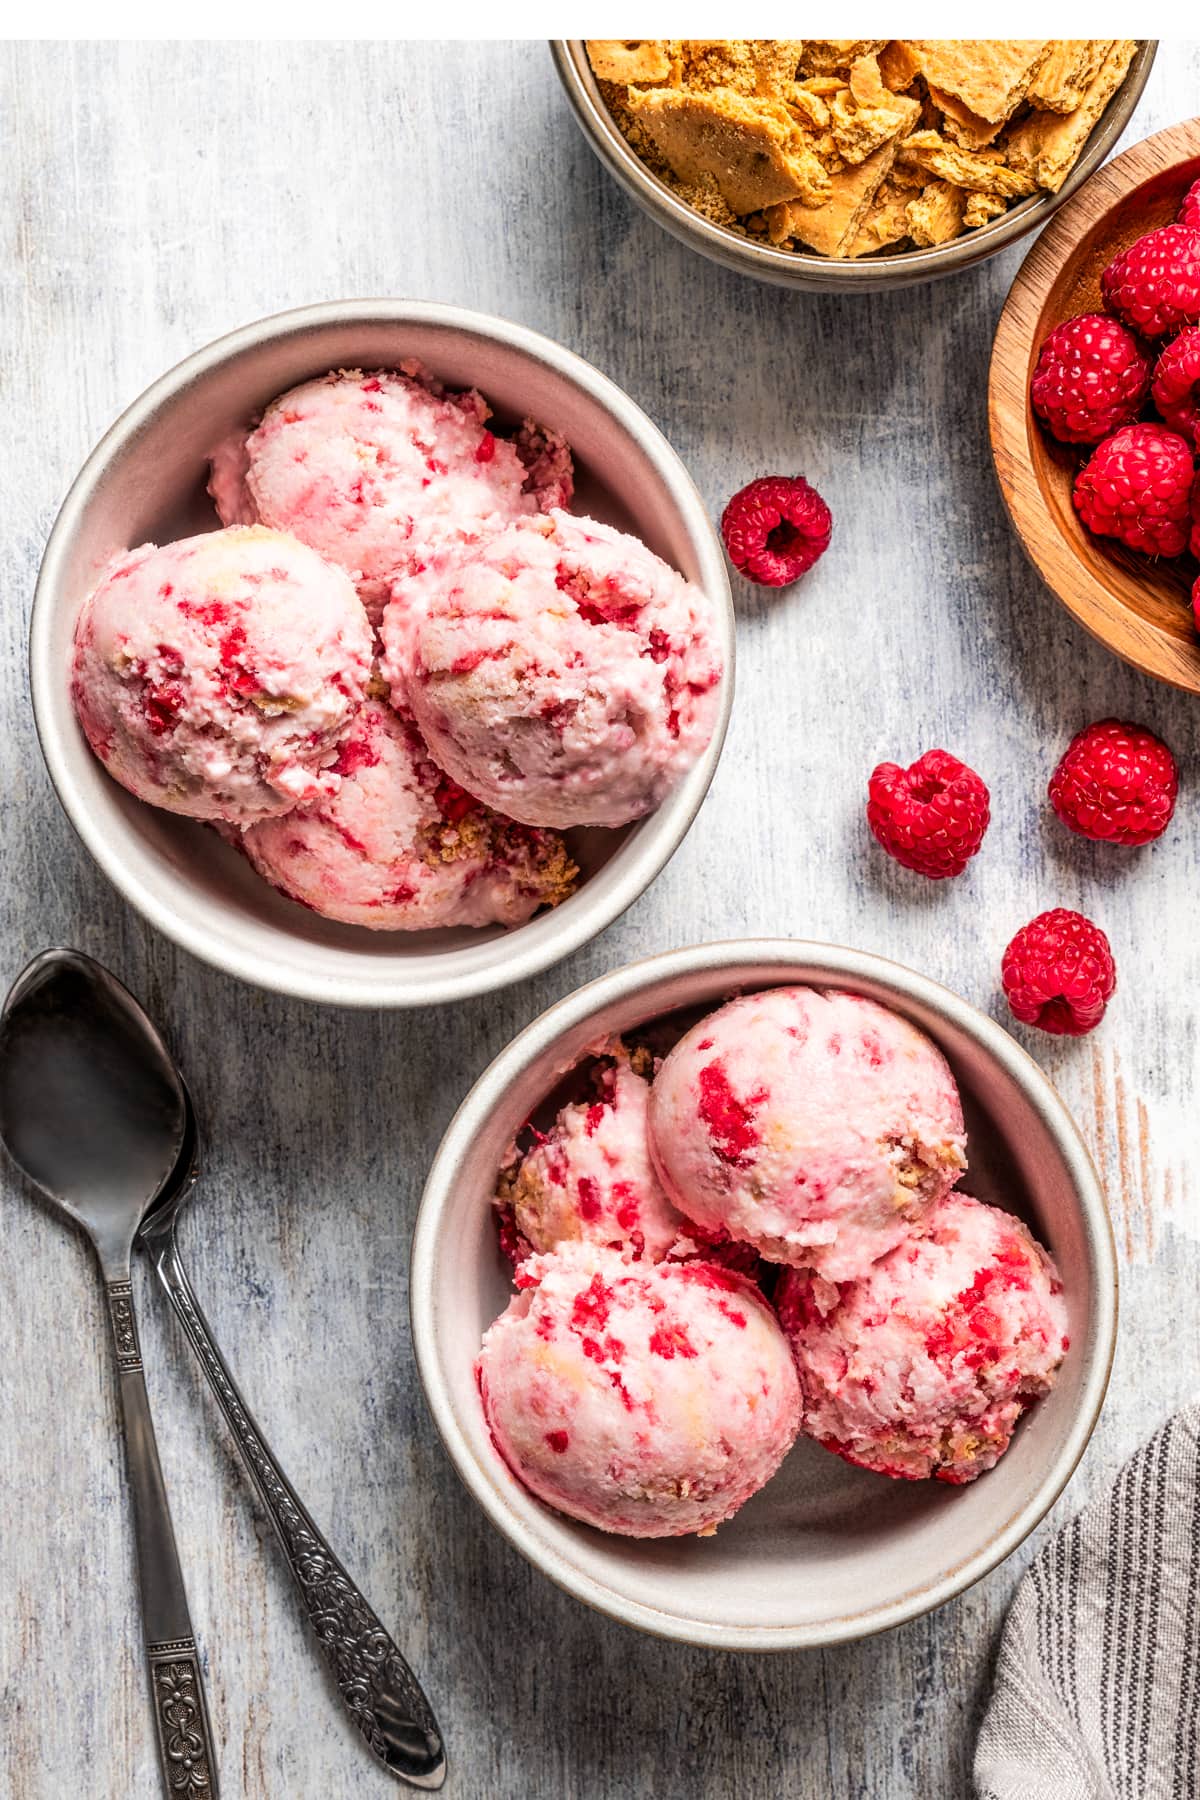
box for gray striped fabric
[975,1404,1200,1800]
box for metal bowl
[412,939,1116,1649]
[552,40,1157,293]
[30,301,734,1008]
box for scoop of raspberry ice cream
[497,1042,692,1265]
[776,1192,1069,1484]
[209,365,572,620]
[648,988,967,1280]
[240,696,576,929]
[477,1247,800,1537]
[383,512,723,829]
[71,526,372,824]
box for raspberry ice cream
[776,1192,1069,1484]
[240,696,577,929]
[477,1247,800,1537]
[497,1043,692,1265]
[71,526,372,824]
[383,511,722,829]
[648,988,967,1280]
[209,365,572,619]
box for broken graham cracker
[1027,39,1114,113]
[585,41,676,86]
[1001,39,1137,191]
[897,130,1037,199]
[963,191,1008,230]
[676,40,804,99]
[798,40,887,77]
[906,180,967,247]
[844,178,912,257]
[902,41,1054,122]
[624,85,830,213]
[927,85,1005,151]
[766,133,899,256]
[830,56,921,166]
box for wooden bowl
[990,118,1200,694]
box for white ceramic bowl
[30,301,734,1007]
[412,939,1116,1650]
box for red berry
[721,475,832,587]
[1073,423,1194,558]
[1001,910,1116,1037]
[866,748,990,880]
[1031,312,1151,444]
[1193,472,1200,560]
[1179,178,1200,230]
[1048,718,1178,846]
[1193,571,1200,631]
[1101,224,1200,337]
[1151,327,1200,449]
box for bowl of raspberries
[990,118,1200,694]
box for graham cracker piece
[844,178,913,256]
[830,57,921,166]
[878,41,921,91]
[898,129,1037,198]
[1001,40,1137,191]
[625,86,832,213]
[963,191,1008,230]
[798,74,846,97]
[586,41,675,86]
[766,133,899,255]
[786,86,831,131]
[799,41,888,77]
[1028,40,1114,113]
[906,180,967,246]
[929,85,1005,150]
[903,41,1054,122]
[677,40,804,100]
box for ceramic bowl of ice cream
[412,938,1116,1649]
[30,301,734,1006]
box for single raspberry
[1048,718,1178,846]
[866,748,990,879]
[1179,178,1200,230]
[721,475,832,586]
[1001,910,1116,1037]
[1031,313,1151,444]
[1152,327,1200,448]
[1073,423,1194,557]
[1101,224,1200,337]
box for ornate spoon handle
[141,1226,446,1791]
[105,1277,220,1799]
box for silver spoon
[0,948,220,1800]
[3,948,446,1789]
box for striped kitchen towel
[975,1402,1200,1799]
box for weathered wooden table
[2,41,1197,1799]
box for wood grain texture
[1,40,1198,1800]
[989,117,1200,694]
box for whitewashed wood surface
[1,39,1198,1800]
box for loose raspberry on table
[1152,327,1200,449]
[1072,423,1194,558]
[1030,313,1151,445]
[1101,224,1200,337]
[1179,178,1200,230]
[866,748,990,879]
[721,475,832,587]
[1048,718,1178,846]
[1001,909,1116,1037]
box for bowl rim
[551,40,1157,292]
[411,936,1118,1650]
[29,298,735,1008]
[989,116,1200,695]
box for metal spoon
[0,948,220,1800]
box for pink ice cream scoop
[477,1247,800,1537]
[648,987,967,1280]
[776,1191,1069,1484]
[240,696,577,930]
[381,511,723,829]
[71,526,373,824]
[497,1042,693,1266]
[209,365,572,620]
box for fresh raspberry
[721,475,832,587]
[1073,423,1194,557]
[1193,472,1200,560]
[1048,718,1178,846]
[866,748,990,879]
[1179,178,1200,230]
[1151,327,1200,448]
[1193,571,1200,630]
[1101,224,1200,337]
[1030,313,1151,444]
[1001,910,1116,1037]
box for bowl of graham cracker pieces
[553,40,1156,291]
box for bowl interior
[32,307,731,1003]
[415,946,1113,1648]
